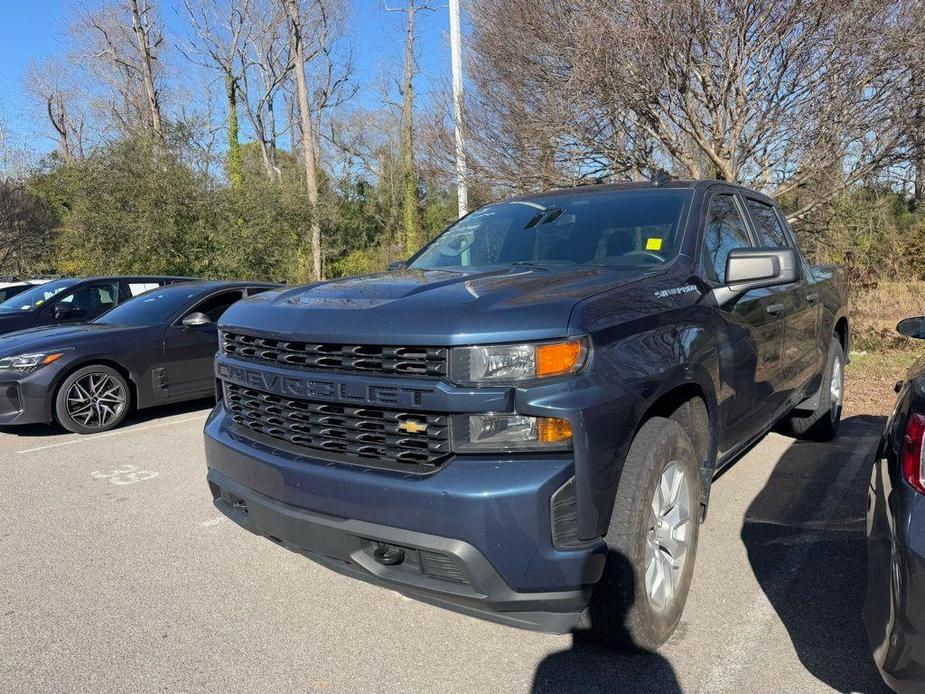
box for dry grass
[844,280,925,417]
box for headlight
[0,351,66,371]
[449,337,589,385]
[451,413,572,452]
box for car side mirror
[709,248,801,307]
[54,306,73,320]
[181,312,211,328]
[387,261,407,272]
[897,316,925,340]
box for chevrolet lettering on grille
[216,362,436,409]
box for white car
[0,277,59,304]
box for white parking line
[696,430,876,692]
[15,414,207,455]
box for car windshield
[408,188,693,272]
[94,285,202,326]
[0,278,77,313]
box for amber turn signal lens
[41,353,65,365]
[536,340,586,377]
[538,417,572,444]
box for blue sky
[0,0,457,157]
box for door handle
[806,292,819,303]
[766,302,785,316]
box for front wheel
[585,416,701,650]
[55,365,131,434]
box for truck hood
[220,266,655,344]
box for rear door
[742,197,820,401]
[162,289,245,399]
[703,190,788,454]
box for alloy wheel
[830,357,843,424]
[645,460,693,614]
[65,372,126,429]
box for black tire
[55,365,131,434]
[585,416,701,650]
[781,339,844,442]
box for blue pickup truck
[204,180,848,648]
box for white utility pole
[449,0,469,217]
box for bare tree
[182,0,252,188]
[0,181,55,274]
[77,0,166,139]
[282,0,323,280]
[25,59,88,161]
[467,0,917,225]
[385,1,439,255]
[239,0,290,182]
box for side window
[245,286,273,297]
[745,199,789,247]
[702,194,752,283]
[125,281,161,297]
[58,283,118,311]
[185,290,243,323]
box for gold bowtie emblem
[398,419,428,434]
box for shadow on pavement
[0,396,214,438]
[531,552,682,694]
[742,414,889,693]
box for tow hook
[373,543,406,566]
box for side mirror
[710,248,801,307]
[897,316,925,340]
[181,312,211,328]
[54,306,73,320]
[387,261,407,272]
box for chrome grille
[223,382,450,471]
[222,331,447,377]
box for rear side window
[702,194,752,283]
[745,199,789,247]
[127,282,161,296]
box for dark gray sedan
[0,280,278,434]
[866,315,925,692]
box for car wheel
[55,365,131,434]
[782,338,844,442]
[585,416,701,650]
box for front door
[162,290,244,398]
[703,192,788,454]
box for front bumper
[204,403,607,633]
[865,457,925,693]
[0,368,59,425]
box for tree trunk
[225,75,243,190]
[400,0,421,257]
[284,0,322,281]
[128,0,163,139]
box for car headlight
[451,413,573,452]
[0,351,66,371]
[449,337,589,385]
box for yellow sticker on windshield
[646,238,663,251]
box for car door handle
[806,292,819,303]
[766,302,785,316]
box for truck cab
[204,180,848,647]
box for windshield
[409,189,693,272]
[0,279,77,313]
[94,285,202,326]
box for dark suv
[0,276,191,336]
[204,181,848,647]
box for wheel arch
[631,376,718,515]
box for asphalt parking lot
[0,404,890,694]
